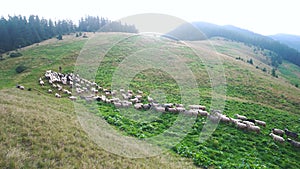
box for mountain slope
[0,32,300,168]
[270,33,300,51]
[168,22,300,67]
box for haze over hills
[168,21,300,67]
[269,33,300,52]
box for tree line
[169,22,300,67]
[0,15,138,53]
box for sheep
[235,122,247,130]
[176,107,186,113]
[153,106,165,113]
[284,128,298,139]
[16,85,25,90]
[147,96,154,103]
[219,115,230,123]
[55,93,61,98]
[198,110,209,116]
[269,133,285,143]
[184,109,198,116]
[137,90,143,95]
[114,102,122,108]
[242,120,255,126]
[246,124,260,134]
[134,103,143,110]
[165,107,178,113]
[255,119,266,127]
[130,97,139,103]
[142,103,151,110]
[229,118,241,124]
[69,96,77,101]
[272,128,284,136]
[39,80,44,86]
[235,114,247,120]
[287,138,300,148]
[188,105,206,110]
[48,89,53,93]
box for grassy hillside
[0,32,300,168]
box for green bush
[15,65,27,73]
[9,52,23,58]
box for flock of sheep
[17,69,300,149]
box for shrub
[57,34,63,40]
[9,52,23,58]
[295,84,299,88]
[15,65,27,73]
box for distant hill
[168,22,300,67]
[270,34,300,52]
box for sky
[1,0,299,36]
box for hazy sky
[1,0,299,35]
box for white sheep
[272,128,284,136]
[55,93,61,98]
[39,80,44,86]
[242,121,255,126]
[198,110,209,116]
[188,105,206,110]
[48,89,52,93]
[269,133,285,143]
[235,114,247,120]
[69,96,77,101]
[246,124,260,134]
[255,119,266,127]
[236,122,247,130]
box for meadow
[0,32,300,168]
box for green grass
[278,61,300,87]
[1,32,300,168]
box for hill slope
[168,22,300,67]
[270,33,300,51]
[0,32,300,168]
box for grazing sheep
[229,118,242,124]
[219,115,230,123]
[147,96,154,103]
[142,103,151,110]
[55,93,61,98]
[255,119,266,127]
[246,124,260,134]
[137,90,143,95]
[153,106,165,113]
[176,107,186,113]
[198,110,209,116]
[39,80,44,86]
[287,138,300,148]
[272,128,284,136]
[69,96,77,101]
[188,105,206,110]
[134,103,143,110]
[284,128,298,139]
[48,89,53,93]
[114,102,122,108]
[269,133,285,143]
[235,122,247,130]
[165,107,178,113]
[130,97,140,103]
[235,114,247,120]
[242,120,255,126]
